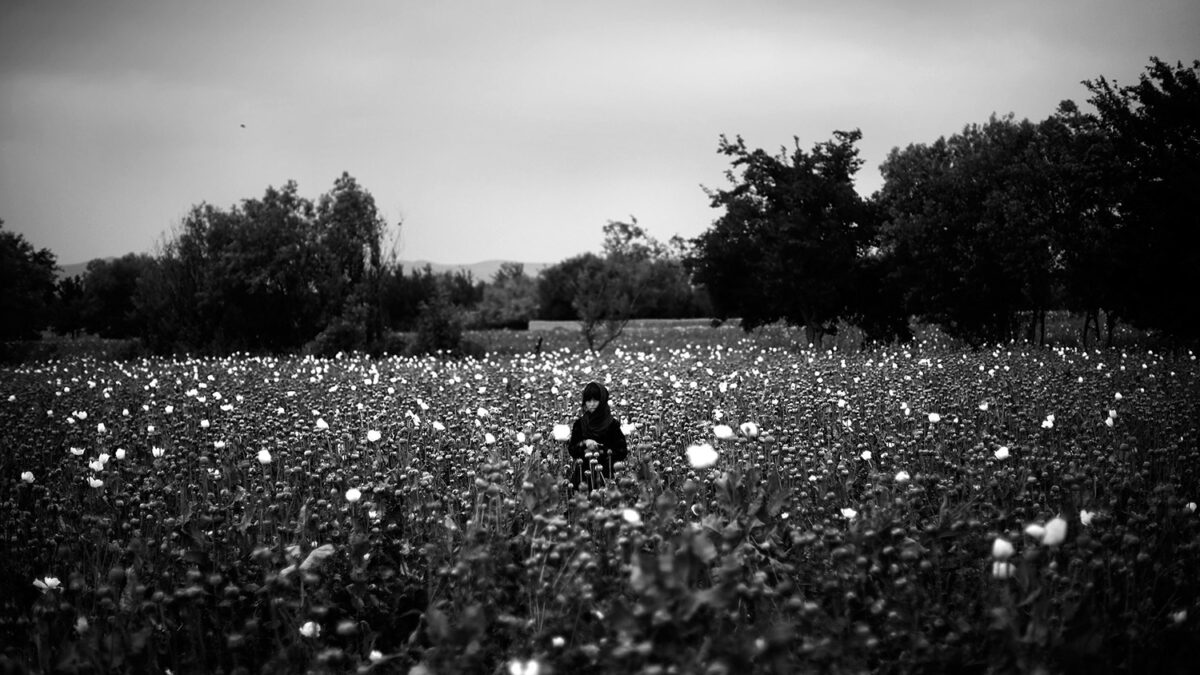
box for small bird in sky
[240,123,246,128]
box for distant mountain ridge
[56,258,552,281]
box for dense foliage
[2,329,1197,673]
[0,220,58,341]
[690,58,1199,347]
[538,220,709,351]
[877,115,1055,345]
[688,131,876,344]
[3,57,1196,357]
[1082,58,1200,340]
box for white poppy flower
[685,443,718,469]
[1042,516,1068,546]
[992,537,1014,560]
[33,576,61,592]
[551,424,571,442]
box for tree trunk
[804,324,822,347]
[1081,308,1102,349]
[1024,310,1044,344]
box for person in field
[566,381,628,491]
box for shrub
[411,292,465,356]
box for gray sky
[2,1,1196,267]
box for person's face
[584,398,600,413]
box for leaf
[691,532,718,564]
[1018,587,1043,608]
[425,607,449,643]
[629,559,648,594]
[295,500,311,538]
[721,520,743,544]
[299,543,335,571]
[766,472,786,517]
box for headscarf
[580,381,615,436]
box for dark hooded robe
[567,381,628,491]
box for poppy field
[2,331,1198,674]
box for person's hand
[583,439,599,450]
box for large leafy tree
[0,220,58,340]
[137,176,390,353]
[877,115,1056,346]
[536,254,601,321]
[688,131,875,344]
[315,172,387,341]
[573,219,656,352]
[1037,101,1125,347]
[52,274,87,338]
[1082,58,1200,340]
[204,181,327,351]
[78,253,156,339]
[567,218,707,351]
[476,262,538,329]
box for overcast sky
[2,1,1196,267]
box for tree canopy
[5,57,1196,357]
[688,131,875,344]
[1081,58,1200,339]
[0,220,58,341]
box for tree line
[2,57,1196,355]
[1,174,705,356]
[689,57,1199,348]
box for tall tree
[135,182,326,352]
[574,218,700,351]
[135,175,393,354]
[688,131,874,344]
[476,262,538,329]
[573,249,642,353]
[536,254,600,321]
[79,253,155,339]
[602,219,705,319]
[0,220,58,341]
[209,181,326,351]
[1083,58,1200,341]
[877,115,1055,346]
[315,172,387,341]
[52,275,87,338]
[1038,101,1124,347]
